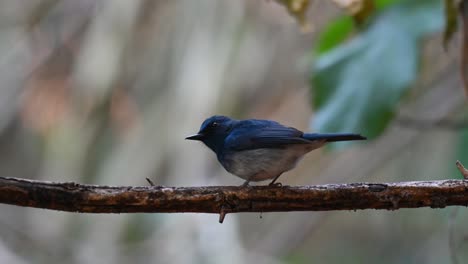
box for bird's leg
[241,174,258,187]
[268,174,283,187]
[241,180,251,187]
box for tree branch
[1,176,468,223]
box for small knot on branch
[368,183,388,192]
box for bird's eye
[211,122,218,127]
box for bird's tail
[303,133,366,142]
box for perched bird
[186,116,366,186]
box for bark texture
[1,177,468,219]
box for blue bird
[186,116,366,186]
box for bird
[186,115,366,186]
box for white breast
[221,142,324,181]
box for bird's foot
[268,174,283,187]
[241,180,251,187]
[268,182,283,187]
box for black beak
[185,133,204,141]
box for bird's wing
[225,121,311,151]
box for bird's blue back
[223,119,309,152]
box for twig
[219,207,227,223]
[146,177,155,186]
[1,177,468,223]
[456,160,468,179]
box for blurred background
[0,0,467,263]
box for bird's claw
[268,182,282,187]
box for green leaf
[375,0,399,10]
[314,0,403,56]
[310,0,444,140]
[315,16,354,55]
[331,0,375,26]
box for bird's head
[186,115,235,153]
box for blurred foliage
[314,16,354,54]
[284,253,308,264]
[313,0,401,55]
[443,0,460,49]
[120,215,156,244]
[461,0,468,95]
[310,0,444,140]
[454,128,468,179]
[275,0,310,28]
[330,0,375,25]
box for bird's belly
[220,146,311,181]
